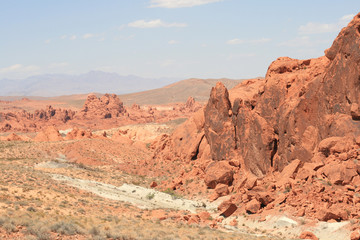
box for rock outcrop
[156,13,360,174]
[79,93,126,119]
[65,127,93,140]
[0,93,204,133]
[204,82,235,161]
[0,106,76,132]
[153,13,360,221]
[34,126,63,142]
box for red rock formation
[185,96,195,109]
[34,126,63,142]
[204,83,235,161]
[0,133,29,141]
[351,230,360,240]
[299,231,318,240]
[151,109,207,162]
[153,13,360,221]
[157,13,360,174]
[78,93,126,119]
[65,127,93,140]
[0,106,75,132]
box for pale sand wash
[50,172,351,240]
[50,173,216,213]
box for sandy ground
[39,158,351,240]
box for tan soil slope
[0,78,245,110]
[117,78,249,105]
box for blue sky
[1,0,359,80]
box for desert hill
[0,78,246,110]
[118,78,248,105]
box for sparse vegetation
[163,188,182,199]
[50,221,83,235]
[0,128,276,240]
[146,192,155,200]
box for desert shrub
[146,192,155,200]
[14,215,32,227]
[3,222,16,233]
[27,223,51,240]
[89,226,101,236]
[163,188,182,199]
[0,216,6,226]
[92,236,106,240]
[50,221,83,235]
[105,230,136,240]
[24,236,37,240]
[26,206,36,212]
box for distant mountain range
[0,71,180,97]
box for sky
[1,0,360,80]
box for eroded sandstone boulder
[204,161,234,189]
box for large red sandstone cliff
[152,13,360,221]
[155,13,360,174]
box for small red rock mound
[111,130,133,145]
[65,127,93,140]
[299,231,318,240]
[34,126,63,142]
[0,133,28,141]
[79,93,126,119]
[351,230,360,240]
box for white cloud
[227,38,244,45]
[44,39,51,44]
[227,38,271,45]
[149,0,223,8]
[83,33,94,39]
[279,36,331,48]
[0,64,41,78]
[128,19,187,28]
[0,64,23,73]
[61,35,78,40]
[252,38,271,43]
[279,36,311,47]
[341,14,355,22]
[161,59,176,67]
[299,13,355,34]
[168,40,179,44]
